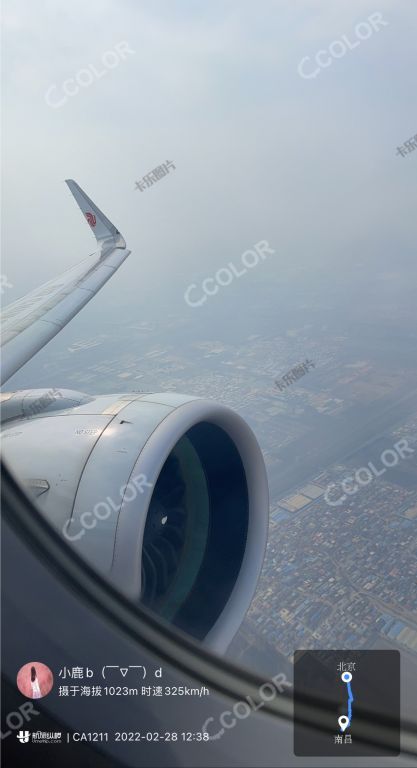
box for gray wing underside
[0,180,130,385]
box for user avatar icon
[16,662,54,699]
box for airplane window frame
[2,458,417,758]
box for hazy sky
[2,0,416,320]
[3,0,417,724]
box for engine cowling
[1,388,268,652]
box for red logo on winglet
[85,212,96,228]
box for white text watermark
[63,473,153,542]
[201,672,292,741]
[324,438,414,507]
[184,240,274,308]
[298,12,388,80]
[45,41,135,109]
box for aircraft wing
[0,180,130,386]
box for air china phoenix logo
[85,212,97,228]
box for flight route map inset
[338,669,354,733]
[293,649,400,756]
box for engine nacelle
[1,388,268,651]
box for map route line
[346,679,354,725]
[338,671,354,732]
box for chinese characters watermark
[275,359,315,391]
[26,388,63,418]
[134,161,176,191]
[396,133,417,158]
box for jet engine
[1,388,268,651]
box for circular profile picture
[16,662,54,699]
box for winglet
[65,179,125,246]
[1,180,130,385]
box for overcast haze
[2,0,416,315]
[3,2,417,736]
